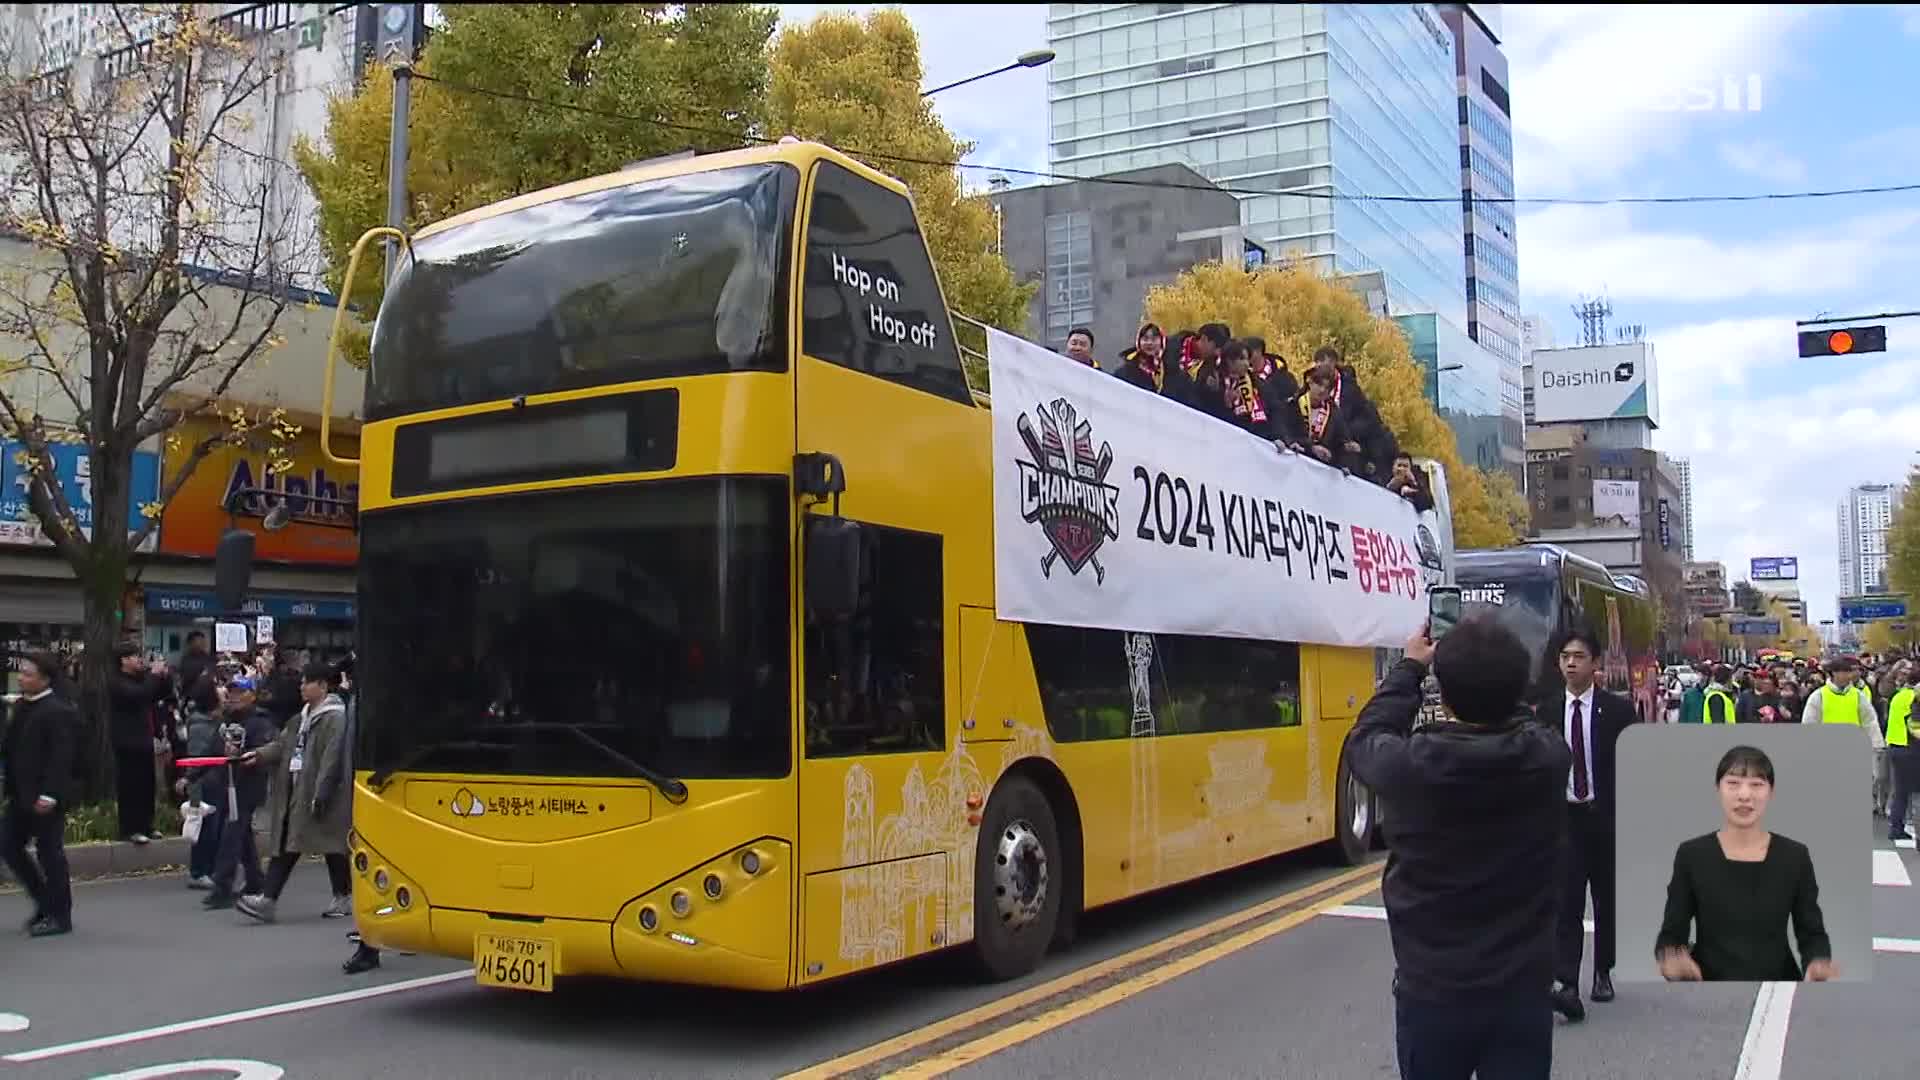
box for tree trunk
[78,558,125,804]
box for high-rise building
[1838,483,1896,598]
[1519,313,1555,425]
[1437,7,1520,432]
[1670,456,1695,561]
[1046,4,1466,327]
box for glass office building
[1046,3,1467,328]
[1396,313,1504,475]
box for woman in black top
[1655,745,1836,982]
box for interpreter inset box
[1614,724,1873,983]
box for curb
[66,835,191,877]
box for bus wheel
[1332,750,1375,866]
[971,775,1062,981]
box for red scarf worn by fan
[1303,368,1343,442]
[1131,346,1165,391]
[1225,370,1267,423]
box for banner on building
[157,417,360,565]
[1750,556,1798,581]
[1657,498,1672,550]
[987,329,1435,649]
[0,440,161,550]
[1532,343,1658,425]
[1592,479,1641,529]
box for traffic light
[1798,325,1886,357]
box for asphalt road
[0,824,1911,1079]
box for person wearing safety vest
[1887,666,1919,842]
[1798,656,1884,814]
[1701,666,1737,725]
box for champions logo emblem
[1014,397,1121,583]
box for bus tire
[1332,748,1375,866]
[970,775,1062,981]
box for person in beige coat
[236,662,353,924]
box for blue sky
[778,4,1920,623]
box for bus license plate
[474,934,556,992]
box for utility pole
[383,60,412,286]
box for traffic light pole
[1796,309,1920,326]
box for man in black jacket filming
[1346,616,1571,1080]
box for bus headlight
[373,869,391,893]
[395,886,412,910]
[740,850,762,876]
[703,873,723,900]
[354,852,370,874]
[638,906,659,932]
[670,890,692,918]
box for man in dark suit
[1545,627,1636,1020]
[3,650,79,937]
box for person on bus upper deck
[1167,323,1231,407]
[1240,336,1300,406]
[1388,452,1436,514]
[1212,340,1278,438]
[1114,323,1168,394]
[1291,365,1369,474]
[1063,326,1100,369]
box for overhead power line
[410,72,1920,208]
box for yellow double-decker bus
[255,141,1449,993]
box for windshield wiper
[367,740,516,792]
[474,721,690,805]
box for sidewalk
[64,835,192,878]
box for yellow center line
[781,862,1382,1080]
[880,874,1385,1079]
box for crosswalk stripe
[1873,849,1911,887]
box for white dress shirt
[1564,686,1596,804]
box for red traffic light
[1798,325,1886,357]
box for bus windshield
[354,478,791,781]
[367,163,798,420]
[1459,572,1559,658]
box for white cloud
[1502,6,1812,193]
[1653,324,1919,623]
[1717,139,1807,185]
[1519,202,1920,303]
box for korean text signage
[1658,499,1672,550]
[1728,619,1782,637]
[1750,556,1798,581]
[988,330,1431,648]
[1531,344,1656,425]
[144,587,355,622]
[158,417,359,565]
[0,440,160,550]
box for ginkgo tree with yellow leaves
[1142,260,1529,550]
[0,6,306,795]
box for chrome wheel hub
[993,819,1049,931]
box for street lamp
[922,48,1056,97]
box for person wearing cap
[1799,656,1883,813]
[202,675,278,910]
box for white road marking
[1732,982,1796,1080]
[2,970,472,1064]
[1874,937,1920,955]
[0,1013,27,1034]
[1872,849,1911,887]
[1323,903,1594,933]
[1895,838,1915,850]
[93,1060,284,1080]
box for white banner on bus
[988,329,1433,649]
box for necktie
[1570,698,1591,802]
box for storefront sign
[144,587,355,622]
[158,417,360,565]
[988,329,1428,648]
[0,439,161,550]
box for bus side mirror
[214,528,256,612]
[806,516,863,619]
